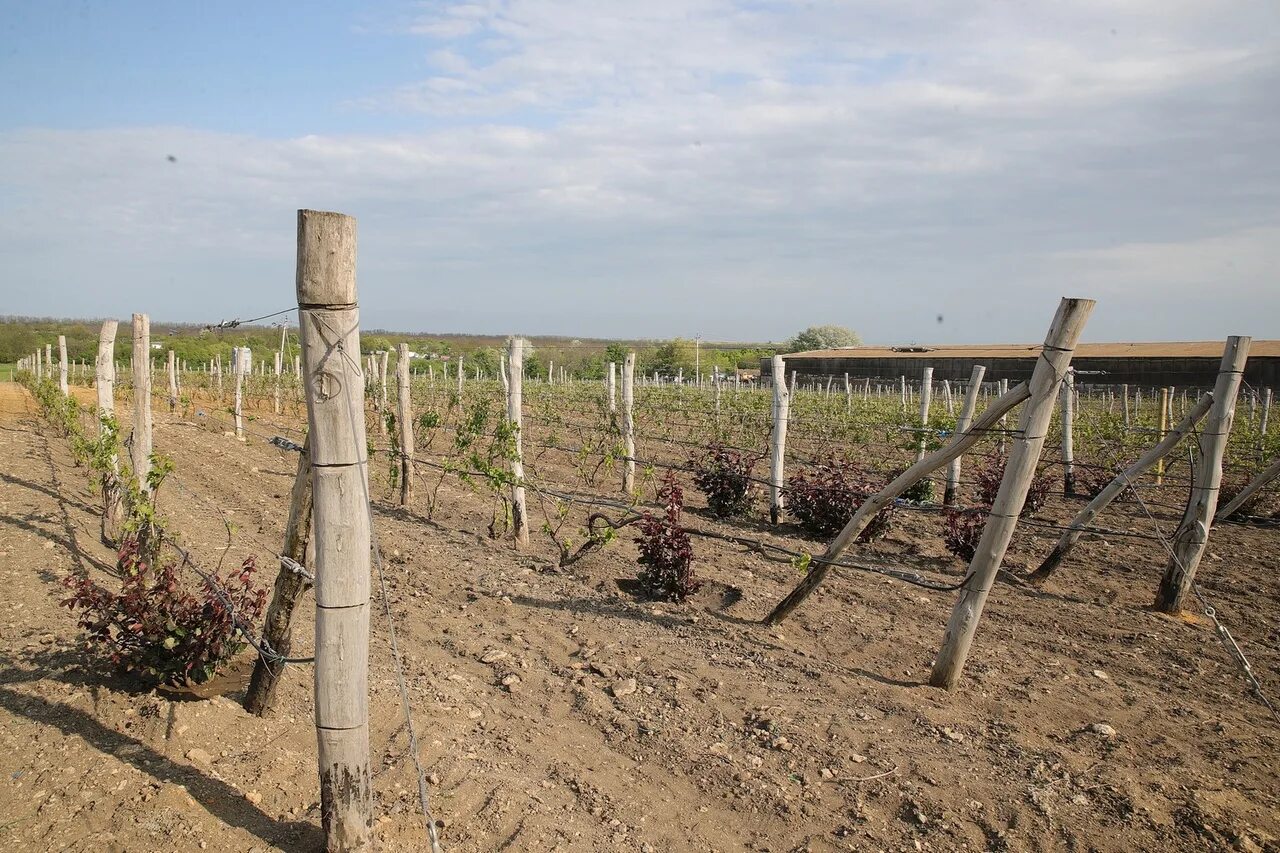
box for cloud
[1,0,1277,341]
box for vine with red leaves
[636,472,701,602]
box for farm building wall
[760,354,1280,389]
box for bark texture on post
[622,353,636,495]
[1154,336,1250,614]
[763,378,1033,625]
[944,365,986,506]
[96,320,122,543]
[1032,392,1214,580]
[769,356,789,524]
[296,210,372,851]
[130,314,153,496]
[506,337,529,548]
[930,298,1095,690]
[396,343,415,507]
[244,435,314,717]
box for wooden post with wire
[296,209,372,849]
[622,352,636,495]
[396,343,415,507]
[929,298,1096,689]
[96,320,122,543]
[944,365,985,506]
[770,355,790,524]
[1154,336,1250,614]
[1061,367,1076,495]
[130,314,153,496]
[506,337,529,548]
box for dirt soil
[0,380,1277,852]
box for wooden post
[622,353,636,495]
[929,298,1096,689]
[377,350,389,439]
[844,373,852,413]
[130,314,153,496]
[214,355,223,395]
[944,365,986,506]
[916,366,933,463]
[1261,388,1271,436]
[770,356,790,524]
[1122,384,1130,427]
[1061,367,1076,495]
[35,346,42,381]
[1031,392,1214,579]
[396,344,415,506]
[942,379,953,415]
[58,336,69,395]
[274,351,284,415]
[506,337,529,548]
[97,320,122,542]
[608,361,617,414]
[764,377,1034,624]
[1155,387,1170,485]
[456,354,464,395]
[1154,336,1250,614]
[244,435,314,717]
[295,209,372,849]
[899,375,906,412]
[997,378,1009,454]
[234,347,248,440]
[167,350,177,412]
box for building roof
[787,341,1280,360]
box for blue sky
[1,1,1278,343]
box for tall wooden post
[97,320,122,542]
[622,353,636,495]
[1155,387,1170,485]
[233,347,248,440]
[58,336,69,395]
[929,298,1095,689]
[770,356,790,524]
[1154,336,1250,614]
[506,337,529,547]
[274,351,284,415]
[378,351,389,439]
[456,354,464,395]
[1061,368,1076,495]
[916,366,933,463]
[944,365,986,506]
[1122,384,1130,427]
[167,350,178,412]
[396,343,414,506]
[130,314,153,496]
[607,361,617,414]
[296,209,372,849]
[1260,388,1271,437]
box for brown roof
[788,341,1280,360]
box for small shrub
[636,472,700,602]
[690,443,758,518]
[973,453,1053,516]
[898,472,936,505]
[786,459,894,541]
[61,536,268,687]
[943,507,986,561]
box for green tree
[785,325,860,353]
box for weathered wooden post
[1155,387,1170,486]
[396,343,414,507]
[1122,384,1131,427]
[377,350,389,439]
[1261,388,1271,437]
[997,377,1010,454]
[456,354,465,395]
[244,435,313,717]
[929,298,1095,689]
[608,361,617,414]
[1154,336,1250,614]
[58,336,69,395]
[274,351,284,415]
[916,366,933,463]
[97,320,122,542]
[233,347,249,440]
[506,337,529,548]
[166,350,178,412]
[130,314,153,496]
[296,209,372,849]
[770,356,790,524]
[944,365,985,506]
[1061,367,1076,495]
[622,352,636,495]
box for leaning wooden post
[58,336,69,395]
[506,337,529,548]
[929,298,1096,689]
[97,320,123,542]
[1032,391,1215,580]
[769,355,790,524]
[1154,336,1251,614]
[296,209,372,849]
[244,435,314,717]
[764,377,1034,625]
[915,366,933,463]
[944,365,986,506]
[130,314,153,496]
[1216,453,1280,522]
[622,352,636,495]
[396,343,415,507]
[1061,367,1076,495]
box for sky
[1,0,1277,344]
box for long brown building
[762,341,1280,388]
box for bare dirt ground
[0,380,1277,852]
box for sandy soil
[0,380,1277,852]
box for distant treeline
[0,316,776,378]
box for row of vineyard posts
[14,207,1279,852]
